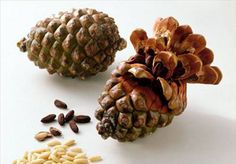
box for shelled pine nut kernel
[12,140,102,164]
[89,156,102,162]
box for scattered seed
[65,110,74,122]
[74,115,91,123]
[69,120,79,133]
[41,114,56,123]
[13,139,102,163]
[31,159,45,164]
[67,151,77,157]
[75,153,87,159]
[63,161,73,164]
[54,99,67,109]
[49,127,62,136]
[89,155,102,162]
[38,151,50,159]
[34,131,52,141]
[57,151,66,156]
[54,144,68,150]
[62,154,74,161]
[58,113,65,126]
[50,154,60,162]
[73,158,89,164]
[71,147,82,153]
[32,148,50,153]
[64,139,75,147]
[23,151,28,160]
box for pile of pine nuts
[12,139,102,164]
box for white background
[1,0,236,164]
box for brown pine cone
[95,17,222,142]
[17,8,126,79]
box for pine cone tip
[118,38,127,51]
[17,37,27,52]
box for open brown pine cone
[95,17,222,142]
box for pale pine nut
[57,151,66,156]
[51,149,65,157]
[62,161,73,164]
[50,154,60,163]
[27,152,32,161]
[54,147,66,153]
[48,154,53,160]
[54,145,68,150]
[13,139,102,163]
[23,151,28,160]
[70,147,82,153]
[74,153,87,159]
[61,155,74,161]
[15,159,20,164]
[31,159,45,164]
[51,150,57,156]
[44,161,53,164]
[38,151,50,159]
[63,140,75,147]
[32,154,37,160]
[73,158,89,164]
[16,159,21,164]
[67,151,77,157]
[47,140,61,147]
[60,158,66,162]
[32,148,50,153]
[89,155,102,162]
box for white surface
[1,0,236,164]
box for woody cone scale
[95,17,222,142]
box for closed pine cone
[17,8,126,79]
[95,17,222,142]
